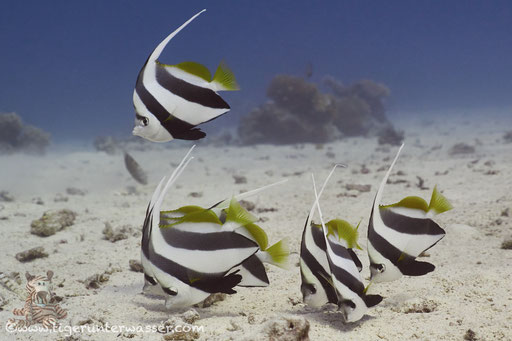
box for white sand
[0,114,511,340]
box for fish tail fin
[428,185,453,215]
[262,238,290,269]
[212,61,239,91]
[148,9,206,63]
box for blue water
[1,1,511,142]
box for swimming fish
[300,165,339,307]
[300,166,382,322]
[160,194,289,288]
[141,147,288,308]
[312,172,382,322]
[133,9,239,142]
[141,146,251,308]
[367,144,453,283]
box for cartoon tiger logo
[8,271,67,328]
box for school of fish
[133,10,453,324]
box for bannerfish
[141,146,250,308]
[367,144,453,283]
[160,197,289,288]
[300,165,340,307]
[311,172,382,322]
[141,146,289,308]
[133,9,239,142]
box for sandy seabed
[0,114,511,341]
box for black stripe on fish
[162,286,177,296]
[159,228,258,251]
[310,223,327,251]
[135,68,206,140]
[300,234,338,303]
[155,64,230,110]
[347,249,363,272]
[144,274,157,286]
[192,270,242,294]
[326,240,365,297]
[364,294,383,308]
[148,240,248,294]
[368,209,436,276]
[238,255,269,287]
[327,239,354,261]
[141,209,153,259]
[380,207,446,236]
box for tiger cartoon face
[26,270,54,305]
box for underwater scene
[1,1,511,340]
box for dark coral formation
[0,112,51,154]
[238,75,403,145]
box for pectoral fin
[363,294,383,308]
[398,259,436,276]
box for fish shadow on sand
[133,292,240,323]
[290,306,376,332]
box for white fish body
[133,9,239,142]
[311,175,382,323]
[367,144,452,283]
[300,165,341,307]
[141,146,256,308]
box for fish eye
[340,299,356,310]
[301,283,316,296]
[142,117,149,126]
[370,263,385,273]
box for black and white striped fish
[141,146,288,308]
[300,167,381,322]
[160,192,289,288]
[133,9,239,142]
[367,144,453,283]
[311,172,382,322]
[300,166,339,307]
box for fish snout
[132,126,142,136]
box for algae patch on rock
[30,209,77,237]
